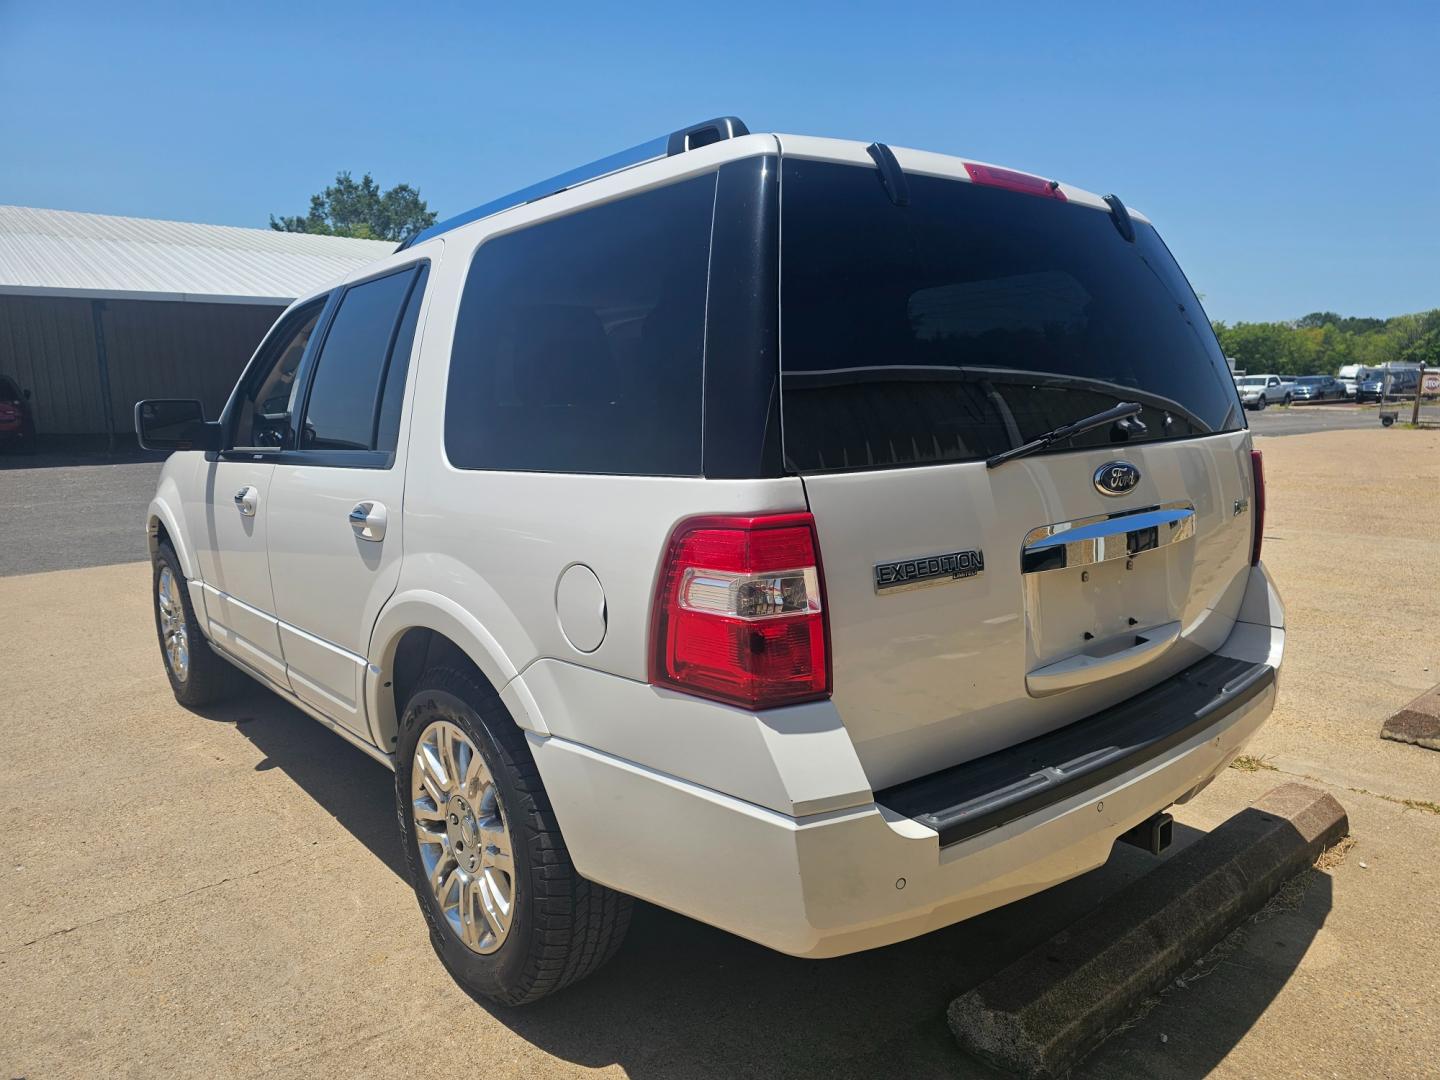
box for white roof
[0,205,396,306]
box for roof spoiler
[396,116,750,252]
[1103,193,1135,243]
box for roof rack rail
[396,116,750,251]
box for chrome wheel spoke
[416,745,451,805]
[463,745,491,800]
[437,726,463,792]
[432,857,460,904]
[458,877,485,949]
[477,868,513,939]
[414,820,447,848]
[480,825,514,878]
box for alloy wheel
[157,565,189,682]
[411,720,516,954]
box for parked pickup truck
[1235,374,1294,409]
[137,117,1284,1006]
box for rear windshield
[779,160,1242,473]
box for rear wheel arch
[368,603,543,752]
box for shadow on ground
[200,682,1330,1079]
[1078,869,1335,1078]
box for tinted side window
[301,268,418,451]
[376,265,429,453]
[446,173,716,475]
[233,299,325,450]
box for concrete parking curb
[947,782,1349,1079]
[1381,684,1440,751]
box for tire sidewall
[395,680,537,1002]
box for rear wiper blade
[985,401,1144,469]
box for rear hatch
[777,150,1253,790]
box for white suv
[137,117,1284,1005]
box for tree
[1214,309,1440,375]
[270,171,437,242]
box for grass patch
[1229,754,1278,773]
[1314,835,1357,872]
[1348,788,1440,815]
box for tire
[152,542,244,707]
[1256,396,1268,410]
[1283,394,1293,406]
[395,665,632,1005]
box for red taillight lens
[651,513,831,710]
[1250,449,1265,566]
[964,162,1067,201]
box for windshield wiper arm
[985,401,1144,469]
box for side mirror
[134,399,221,452]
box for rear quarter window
[445,173,716,475]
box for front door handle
[349,501,387,542]
[233,486,259,517]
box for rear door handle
[233,486,259,517]
[349,501,387,542]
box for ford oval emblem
[1094,461,1141,496]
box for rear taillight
[651,513,831,710]
[1250,449,1265,566]
[964,162,1067,201]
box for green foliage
[1211,309,1440,376]
[270,171,437,242]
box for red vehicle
[0,376,36,451]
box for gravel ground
[1,427,1437,1079]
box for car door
[266,259,433,742]
[189,298,327,687]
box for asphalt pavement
[0,451,164,576]
[1246,400,1440,436]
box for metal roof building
[0,206,393,441]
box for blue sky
[2,1,1436,323]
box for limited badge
[874,550,985,594]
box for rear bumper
[531,565,1284,958]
